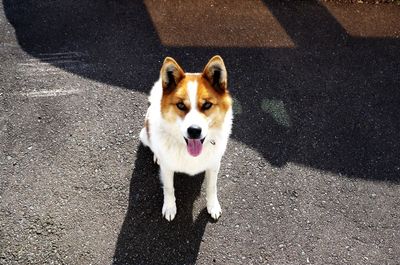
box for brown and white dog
[140,56,233,221]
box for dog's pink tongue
[187,139,203,157]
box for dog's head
[160,56,232,157]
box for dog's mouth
[184,137,205,157]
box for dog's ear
[161,57,185,94]
[202,55,227,94]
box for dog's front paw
[162,203,177,221]
[207,200,222,220]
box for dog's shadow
[113,144,210,265]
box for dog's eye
[176,102,187,111]
[202,101,213,111]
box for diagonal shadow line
[264,1,400,46]
[264,0,350,48]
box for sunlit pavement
[1,1,399,264]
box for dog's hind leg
[153,155,159,165]
[139,127,149,147]
[140,125,158,163]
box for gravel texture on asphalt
[1,1,399,264]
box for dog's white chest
[158,138,222,175]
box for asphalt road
[1,1,400,264]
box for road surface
[1,1,399,264]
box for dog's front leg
[206,165,222,220]
[160,166,176,221]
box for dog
[140,55,233,221]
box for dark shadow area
[4,0,399,182]
[113,144,209,265]
[3,0,163,91]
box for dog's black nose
[187,125,202,139]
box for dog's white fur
[140,73,232,221]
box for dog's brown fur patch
[160,74,231,127]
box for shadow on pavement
[3,0,400,263]
[113,144,209,265]
[4,0,399,182]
